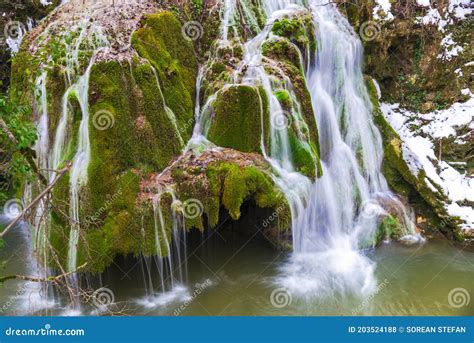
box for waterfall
[38,20,108,277]
[16,17,109,312]
[191,0,422,300]
[277,0,422,298]
[67,59,95,274]
[136,190,190,308]
[32,72,50,268]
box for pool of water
[0,222,473,316]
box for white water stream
[1,0,427,314]
[191,0,422,300]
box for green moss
[88,59,184,191]
[271,13,315,53]
[377,215,405,242]
[9,50,39,106]
[206,162,290,228]
[366,76,464,240]
[131,11,197,141]
[274,89,292,109]
[262,37,303,72]
[207,85,267,153]
[288,131,319,179]
[262,37,320,154]
[48,170,71,269]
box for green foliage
[191,0,203,17]
[0,94,36,203]
[397,74,427,112]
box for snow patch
[416,0,472,31]
[416,0,431,7]
[381,98,474,231]
[438,33,464,61]
[373,0,394,21]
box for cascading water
[136,190,190,308]
[32,72,50,269]
[38,21,108,281]
[67,60,95,274]
[6,0,427,314]
[277,0,422,298]
[19,17,109,312]
[191,0,422,300]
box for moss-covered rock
[207,84,267,153]
[270,10,316,56]
[140,148,292,248]
[261,36,319,152]
[375,214,405,244]
[0,0,61,92]
[366,76,464,240]
[261,35,322,179]
[343,1,474,112]
[9,5,200,272]
[132,11,197,141]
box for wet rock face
[345,0,474,242]
[207,84,266,153]
[10,0,472,272]
[339,0,473,112]
[9,1,200,272]
[10,0,297,273]
[140,147,292,247]
[0,0,60,92]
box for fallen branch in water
[0,162,72,239]
[0,262,87,284]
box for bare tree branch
[0,162,72,238]
[0,262,87,284]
